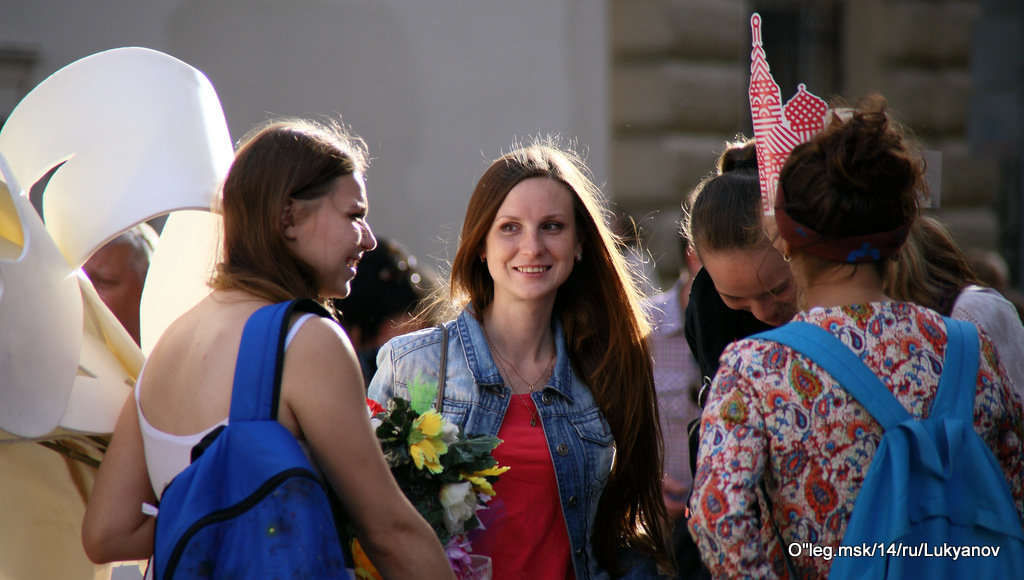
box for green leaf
[407,373,439,414]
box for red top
[471,394,575,580]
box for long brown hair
[885,215,982,315]
[447,138,671,573]
[210,118,368,307]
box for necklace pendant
[530,415,537,427]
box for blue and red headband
[775,187,911,264]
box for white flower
[441,419,459,445]
[440,481,477,535]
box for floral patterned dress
[687,302,1024,578]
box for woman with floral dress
[687,95,1024,578]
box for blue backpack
[754,317,1024,578]
[152,300,350,579]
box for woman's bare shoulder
[139,294,269,430]
[282,314,356,367]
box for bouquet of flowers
[352,375,509,580]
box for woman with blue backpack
[82,118,455,579]
[687,95,1024,578]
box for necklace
[483,326,556,427]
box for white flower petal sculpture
[140,209,222,356]
[62,271,145,434]
[0,47,233,269]
[0,47,233,438]
[0,167,82,437]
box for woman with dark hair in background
[682,138,797,385]
[680,139,798,495]
[336,237,435,386]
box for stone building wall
[611,0,753,287]
[846,0,999,252]
[610,0,1000,289]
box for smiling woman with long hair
[370,139,671,579]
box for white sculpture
[0,46,232,579]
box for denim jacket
[368,308,615,580]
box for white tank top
[136,313,317,498]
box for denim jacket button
[542,392,553,405]
[568,495,578,507]
[556,443,569,456]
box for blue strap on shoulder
[752,317,979,428]
[930,317,980,422]
[229,299,329,423]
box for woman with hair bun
[682,138,797,385]
[687,95,1024,578]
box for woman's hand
[662,474,689,523]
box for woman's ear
[684,245,702,273]
[775,237,793,263]
[282,201,297,240]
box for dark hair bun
[780,94,922,239]
[718,139,758,174]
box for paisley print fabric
[688,302,1024,579]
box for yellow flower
[461,465,511,496]
[415,410,445,437]
[409,410,449,473]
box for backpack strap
[755,317,981,427]
[929,317,980,421]
[230,299,330,423]
[753,322,910,431]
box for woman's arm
[281,318,454,580]
[687,343,771,578]
[972,331,1024,519]
[81,395,158,563]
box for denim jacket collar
[454,308,576,404]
